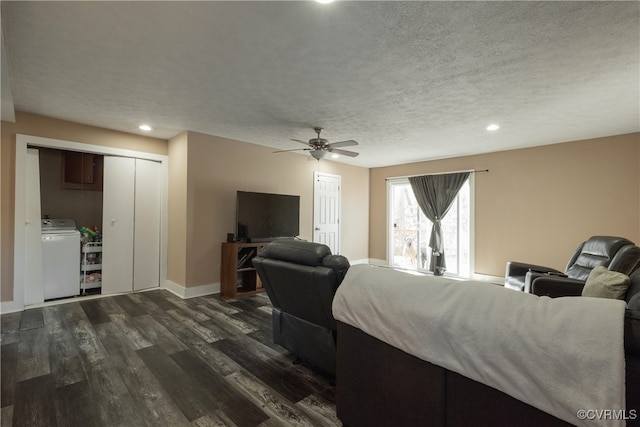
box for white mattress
[333,264,627,427]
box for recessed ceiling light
[316,0,334,4]
[486,124,500,131]
[139,124,152,131]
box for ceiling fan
[275,127,359,160]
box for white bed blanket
[332,264,627,427]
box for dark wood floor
[1,290,341,427]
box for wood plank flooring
[0,290,341,427]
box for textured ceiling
[2,1,638,168]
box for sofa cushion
[581,265,630,299]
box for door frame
[313,171,341,255]
[24,148,44,305]
[11,134,168,311]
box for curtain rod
[385,169,489,181]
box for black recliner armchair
[505,236,640,294]
[252,239,350,376]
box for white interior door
[313,172,341,254]
[133,158,161,291]
[102,156,135,294]
[24,148,44,305]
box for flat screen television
[236,191,300,242]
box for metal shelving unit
[81,241,102,295]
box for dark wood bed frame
[336,314,640,427]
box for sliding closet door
[133,159,161,291]
[102,156,135,294]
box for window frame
[386,172,475,278]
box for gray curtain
[408,172,470,275]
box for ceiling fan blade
[273,148,310,153]
[291,139,311,146]
[331,148,359,157]
[329,140,358,148]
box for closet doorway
[13,134,168,310]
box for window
[387,175,472,277]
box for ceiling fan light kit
[275,127,360,161]
[310,149,328,160]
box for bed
[332,265,640,427]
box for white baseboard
[1,300,24,314]
[1,271,502,313]
[0,281,221,314]
[162,280,220,299]
[471,273,505,285]
[351,258,388,266]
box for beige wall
[1,112,369,302]
[178,131,370,288]
[167,132,189,287]
[4,111,635,301]
[370,133,640,277]
[1,112,168,302]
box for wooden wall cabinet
[220,242,268,298]
[61,152,103,190]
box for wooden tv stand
[220,241,269,298]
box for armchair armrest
[531,276,586,298]
[505,261,564,278]
[506,261,565,292]
[524,270,569,293]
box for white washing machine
[42,219,81,300]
